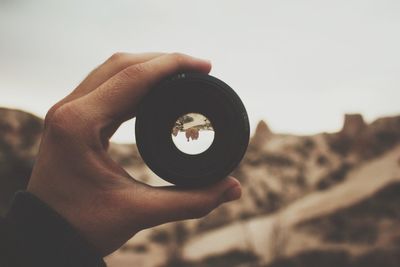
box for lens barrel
[135,73,249,187]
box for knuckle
[45,103,80,136]
[169,52,187,66]
[44,103,61,128]
[121,63,147,80]
[108,52,128,63]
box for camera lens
[135,73,249,187]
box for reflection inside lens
[171,113,214,155]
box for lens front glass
[171,113,214,155]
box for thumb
[136,177,241,228]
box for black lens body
[135,73,249,187]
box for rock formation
[0,108,42,214]
[0,107,399,267]
[341,113,366,138]
[249,120,273,149]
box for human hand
[27,53,242,256]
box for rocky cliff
[0,108,42,214]
[0,107,399,267]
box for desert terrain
[1,107,399,267]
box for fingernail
[222,185,242,203]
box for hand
[27,52,242,256]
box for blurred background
[1,1,399,266]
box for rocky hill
[0,108,42,215]
[0,107,399,267]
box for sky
[0,0,399,143]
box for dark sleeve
[0,192,106,267]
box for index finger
[45,52,165,122]
[77,53,212,123]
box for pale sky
[1,0,399,143]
